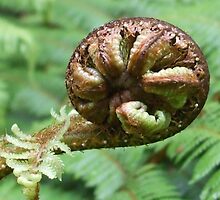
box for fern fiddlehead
[65,17,209,148]
[0,17,210,199]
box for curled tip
[60,105,67,116]
[50,107,58,119]
[11,124,19,133]
[17,176,37,188]
[66,17,209,144]
[116,101,171,135]
[51,105,68,123]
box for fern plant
[1,0,220,200]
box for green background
[0,0,220,199]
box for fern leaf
[63,150,126,199]
[200,170,220,200]
[108,147,146,172]
[133,167,179,198]
[11,124,33,141]
[182,137,218,169]
[190,142,220,183]
[163,129,204,161]
[48,140,71,155]
[38,162,56,180]
[38,153,64,180]
[45,154,64,181]
[50,106,67,123]
[63,149,183,199]
[174,132,209,164]
[6,159,30,173]
[0,151,31,160]
[5,134,39,150]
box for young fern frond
[0,106,73,200]
[6,159,30,173]
[11,124,34,141]
[38,153,64,181]
[5,134,39,150]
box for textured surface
[66,17,209,142]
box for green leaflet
[154,101,220,199]
[116,101,171,135]
[63,148,182,200]
[0,106,72,200]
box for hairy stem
[0,112,157,180]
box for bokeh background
[0,0,220,199]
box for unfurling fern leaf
[38,153,64,181]
[0,106,73,200]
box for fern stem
[35,114,152,151]
[0,112,156,179]
[22,183,39,200]
[0,112,217,181]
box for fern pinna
[0,106,72,200]
[153,101,220,200]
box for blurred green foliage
[0,0,220,199]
